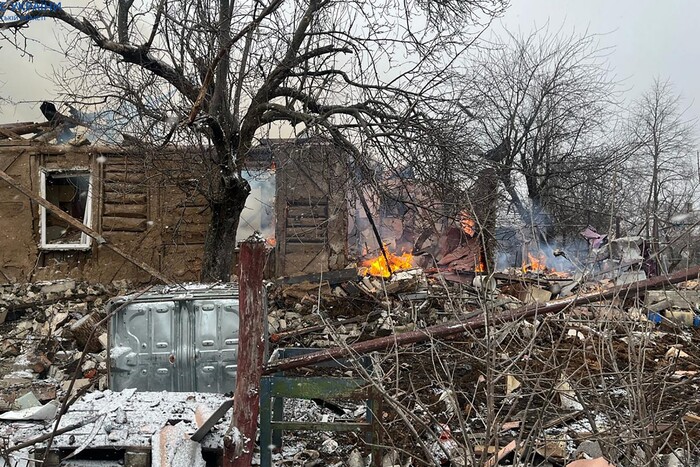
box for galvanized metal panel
[108,285,241,393]
[192,299,239,393]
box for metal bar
[0,168,173,285]
[259,378,274,467]
[224,236,267,467]
[266,376,366,399]
[265,265,700,374]
[356,187,393,276]
[190,399,234,442]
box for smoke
[236,169,276,241]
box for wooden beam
[275,267,358,285]
[190,399,234,442]
[0,122,51,137]
[0,128,21,139]
[0,169,173,285]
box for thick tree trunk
[200,176,250,282]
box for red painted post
[223,236,266,467]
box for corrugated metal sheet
[108,284,240,393]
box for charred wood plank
[0,122,51,138]
[69,312,107,353]
[276,267,359,285]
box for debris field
[0,266,699,466]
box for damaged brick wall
[0,139,349,283]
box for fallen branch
[3,414,100,454]
[265,266,700,374]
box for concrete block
[124,451,150,467]
[13,391,40,410]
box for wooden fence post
[223,235,266,467]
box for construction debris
[1,260,699,466]
[0,280,128,417]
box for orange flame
[266,237,277,247]
[459,211,476,237]
[362,248,413,278]
[521,251,572,277]
[522,252,547,273]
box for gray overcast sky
[1,1,699,126]
[500,0,700,122]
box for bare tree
[625,78,698,271]
[461,27,620,240]
[1,0,508,281]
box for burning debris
[360,247,414,278]
[261,260,700,466]
[459,211,477,238]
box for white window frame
[39,169,93,250]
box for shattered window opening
[40,170,92,250]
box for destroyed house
[0,128,348,283]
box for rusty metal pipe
[265,266,700,374]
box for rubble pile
[267,268,514,349]
[0,266,698,466]
[0,279,131,414]
[266,268,700,466]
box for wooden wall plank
[103,203,148,218]
[102,217,147,232]
[103,193,147,204]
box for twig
[4,415,100,453]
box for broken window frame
[39,168,93,250]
